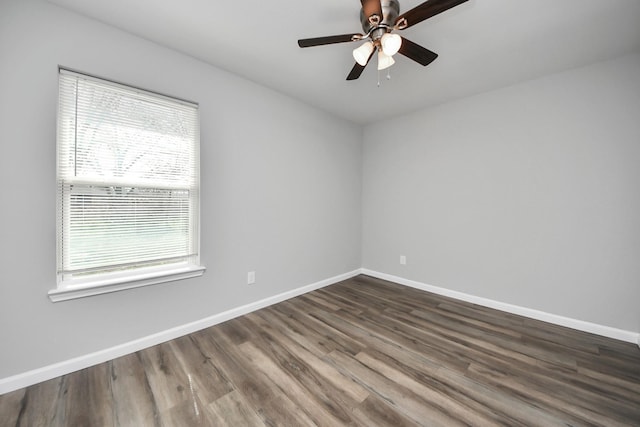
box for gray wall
[363,53,640,332]
[0,0,362,378]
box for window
[50,69,204,301]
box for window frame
[50,68,205,302]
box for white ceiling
[46,0,640,124]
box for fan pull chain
[377,69,392,87]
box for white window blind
[54,69,203,299]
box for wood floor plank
[577,364,640,396]
[166,335,235,404]
[347,280,524,341]
[136,342,191,414]
[192,325,318,426]
[465,361,633,426]
[298,292,342,313]
[7,377,65,427]
[250,302,334,358]
[61,363,115,427]
[351,394,422,427]
[238,340,354,426]
[313,307,472,373]
[0,388,24,427]
[324,349,467,427]
[439,365,583,426]
[248,311,370,404]
[355,350,499,426]
[1,275,639,425]
[160,393,217,427]
[110,353,162,427]
[207,390,266,427]
[357,346,519,426]
[397,307,579,369]
[273,299,365,356]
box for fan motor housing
[360,0,400,37]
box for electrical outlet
[247,271,256,285]
[400,255,407,265]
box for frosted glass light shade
[353,41,374,66]
[381,33,402,56]
[377,51,395,70]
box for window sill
[49,265,206,302]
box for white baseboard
[361,269,640,346]
[0,269,360,395]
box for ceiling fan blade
[298,34,362,48]
[347,47,377,80]
[346,63,366,81]
[361,0,383,21]
[396,0,468,29]
[398,37,438,66]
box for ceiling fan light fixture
[297,0,470,81]
[353,41,374,66]
[377,51,395,70]
[380,33,402,56]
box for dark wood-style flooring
[1,275,639,426]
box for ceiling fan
[297,0,469,80]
